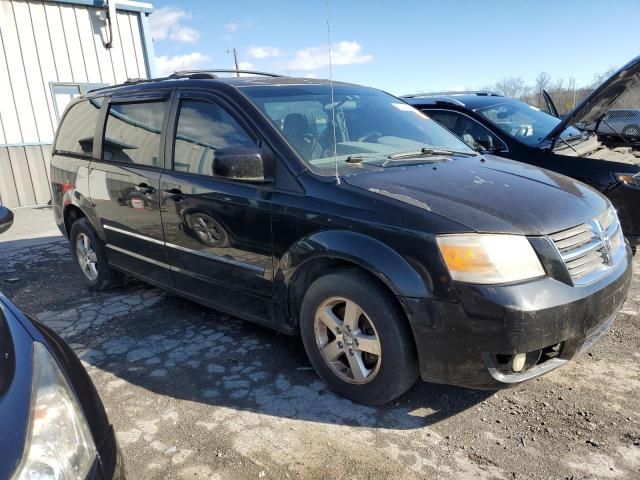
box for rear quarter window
[54,98,103,156]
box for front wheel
[622,124,640,136]
[300,270,418,405]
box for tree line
[479,67,618,115]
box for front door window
[427,110,506,152]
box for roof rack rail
[404,91,502,98]
[169,69,285,79]
[124,77,150,84]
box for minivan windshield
[475,100,583,146]
[240,84,474,175]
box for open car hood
[544,55,640,143]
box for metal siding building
[0,0,155,208]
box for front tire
[69,218,121,290]
[300,270,418,405]
[622,124,640,136]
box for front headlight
[615,172,640,188]
[436,234,545,284]
[13,343,96,480]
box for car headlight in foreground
[13,342,96,480]
[437,234,545,284]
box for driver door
[160,90,275,323]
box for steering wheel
[357,131,383,143]
[514,125,529,137]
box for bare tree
[534,72,552,94]
[533,72,552,106]
[591,66,618,88]
[492,77,528,99]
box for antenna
[227,48,240,77]
[324,0,340,184]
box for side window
[173,100,255,176]
[425,110,458,131]
[54,98,103,156]
[103,101,165,167]
[429,110,505,151]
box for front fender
[277,230,433,300]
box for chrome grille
[550,208,625,285]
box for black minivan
[51,71,632,405]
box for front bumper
[404,246,633,389]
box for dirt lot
[1,226,639,479]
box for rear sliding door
[89,91,172,286]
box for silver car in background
[598,109,640,137]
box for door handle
[135,183,156,194]
[163,188,185,200]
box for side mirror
[213,146,272,183]
[0,206,14,235]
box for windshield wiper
[557,136,583,156]
[380,157,447,168]
[387,146,476,160]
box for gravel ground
[1,236,639,479]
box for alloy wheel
[75,233,99,281]
[313,296,382,384]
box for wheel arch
[275,230,433,330]
[62,200,103,240]
[63,204,87,236]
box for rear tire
[69,218,121,290]
[622,124,640,136]
[300,270,418,405]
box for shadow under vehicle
[50,70,632,405]
[404,55,640,248]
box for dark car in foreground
[0,205,13,234]
[50,70,632,405]
[0,295,123,479]
[404,55,640,247]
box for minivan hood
[544,55,640,142]
[344,155,609,235]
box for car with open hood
[0,294,123,479]
[404,55,640,248]
[50,71,632,405]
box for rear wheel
[300,270,418,405]
[622,124,640,136]
[69,218,121,290]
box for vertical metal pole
[227,48,240,77]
